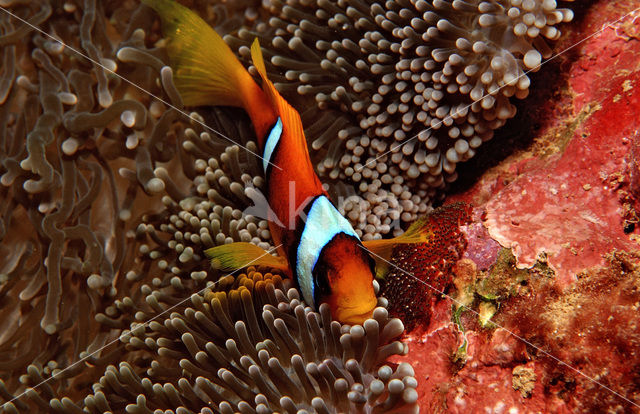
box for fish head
[313,233,378,325]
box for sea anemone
[1,267,418,413]
[0,0,157,397]
[84,270,417,413]
[131,111,274,282]
[224,0,574,237]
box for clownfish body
[145,0,433,324]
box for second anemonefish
[144,0,433,325]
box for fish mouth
[338,310,375,325]
[335,298,377,325]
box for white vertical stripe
[295,196,359,308]
[262,117,283,173]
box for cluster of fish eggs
[230,0,573,236]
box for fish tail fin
[362,217,434,279]
[144,0,263,111]
[205,242,289,273]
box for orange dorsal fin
[144,0,274,139]
[250,39,311,166]
[251,38,269,81]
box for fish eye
[312,261,333,305]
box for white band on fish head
[262,117,283,174]
[295,195,359,308]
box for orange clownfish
[144,0,432,325]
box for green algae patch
[476,248,531,301]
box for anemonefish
[144,0,433,325]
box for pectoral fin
[391,215,433,244]
[205,242,288,272]
[361,239,395,279]
[362,216,434,279]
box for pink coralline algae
[483,89,640,287]
[460,209,501,271]
[460,1,640,287]
[395,252,640,412]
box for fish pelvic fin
[205,242,289,273]
[144,0,267,113]
[362,216,434,279]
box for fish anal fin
[204,242,289,273]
